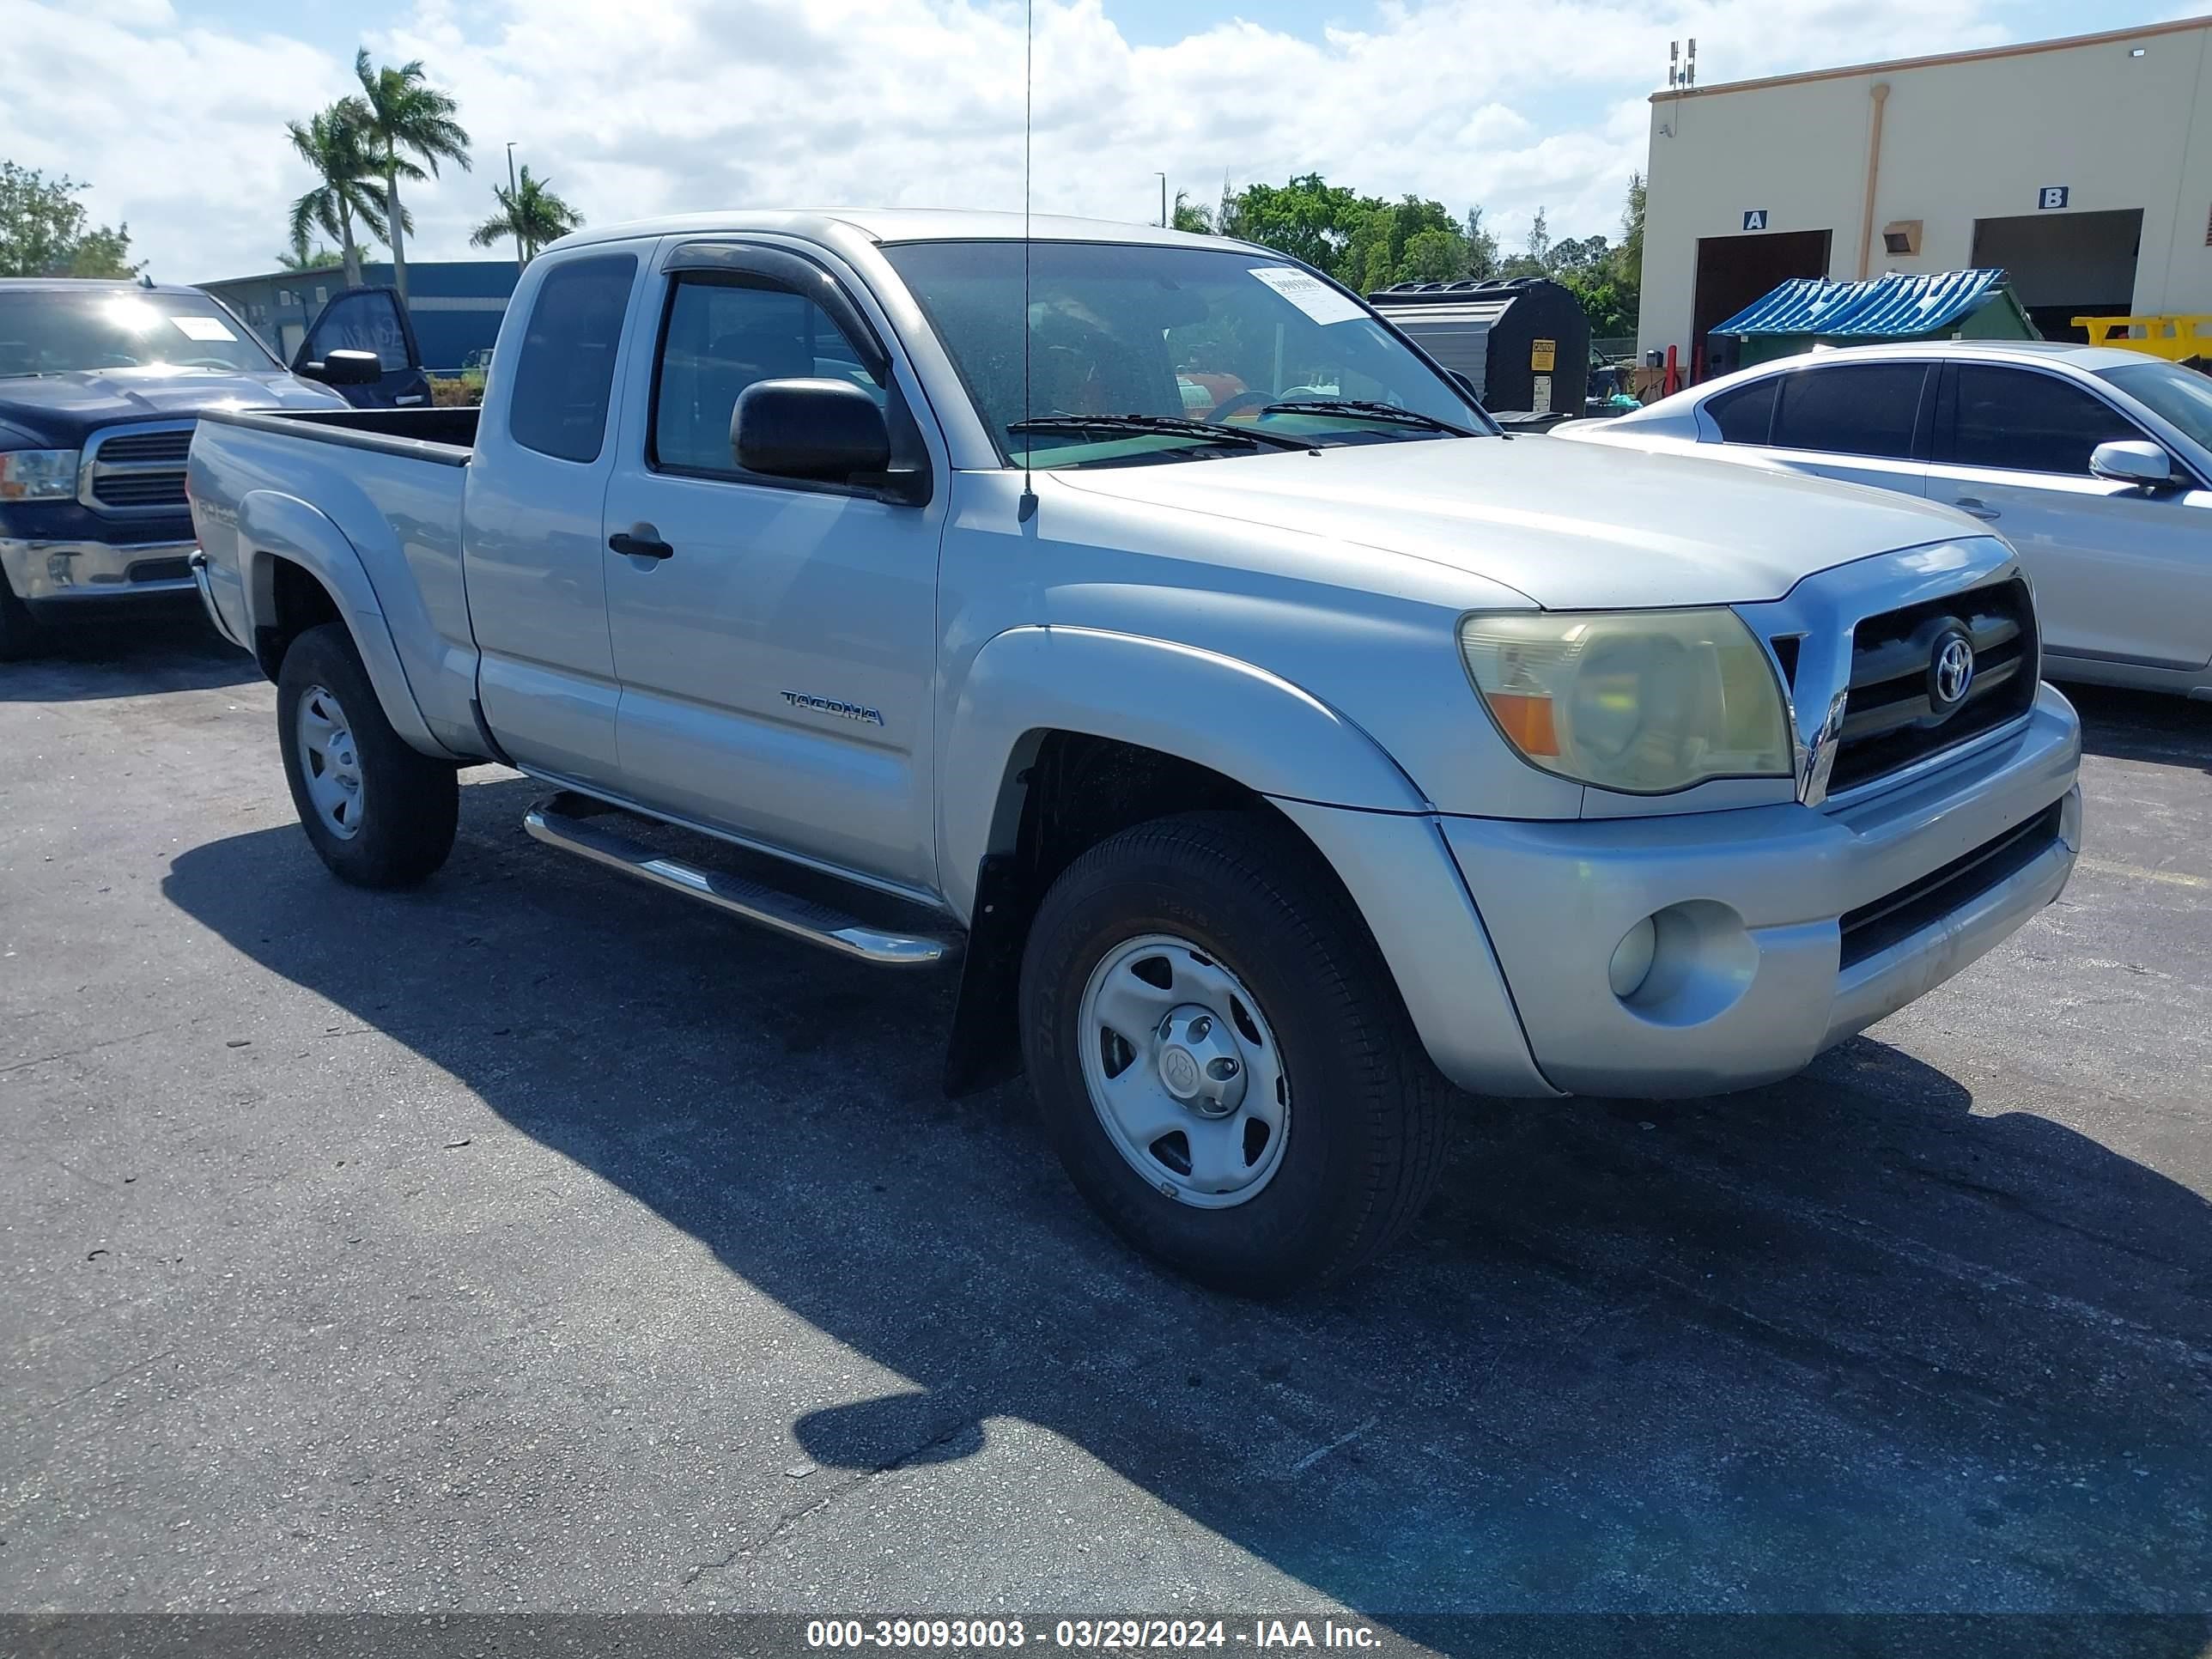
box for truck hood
[1052,432,1980,610]
[0,367,347,448]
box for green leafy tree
[0,161,140,277]
[287,102,391,290]
[468,165,583,264]
[1400,228,1470,283]
[352,48,471,302]
[1462,206,1499,280]
[1546,233,1611,274]
[1218,173,1367,273]
[1218,175,1473,290]
[1522,205,1550,268]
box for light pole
[1154,171,1168,228]
[506,142,523,267]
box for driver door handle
[1953,496,2002,521]
[609,524,675,561]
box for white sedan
[1555,342,2212,699]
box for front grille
[92,473,189,508]
[125,556,192,585]
[1838,799,2064,969]
[1826,578,2037,795]
[94,428,193,465]
[82,422,194,514]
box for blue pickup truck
[0,278,429,659]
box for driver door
[599,241,947,894]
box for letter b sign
[2038,186,2069,210]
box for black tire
[1019,811,1446,1297]
[276,622,458,888]
[0,580,41,664]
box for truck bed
[189,401,488,763]
[204,404,479,463]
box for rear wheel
[276,622,458,888]
[1019,811,1445,1297]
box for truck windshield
[0,289,279,378]
[879,240,1492,468]
[2096,359,2212,456]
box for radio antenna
[1017,0,1037,523]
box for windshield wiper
[1009,414,1319,453]
[1260,398,1480,437]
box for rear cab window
[1769,362,1928,459]
[507,253,640,463]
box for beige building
[1638,15,2212,376]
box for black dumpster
[1368,276,1590,420]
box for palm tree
[352,48,471,302]
[469,166,583,265]
[274,223,341,272]
[286,103,389,290]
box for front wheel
[1019,811,1445,1297]
[276,622,458,888]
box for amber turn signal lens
[1482,690,1560,757]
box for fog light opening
[1608,915,1658,1000]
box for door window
[1950,365,2150,476]
[301,289,409,370]
[1769,362,1926,459]
[1705,376,1778,445]
[507,253,638,464]
[650,276,885,477]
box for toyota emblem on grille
[1930,630,1976,712]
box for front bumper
[1438,684,2081,1097]
[1,534,201,613]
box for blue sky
[0,0,2154,278]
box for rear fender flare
[237,489,450,757]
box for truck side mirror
[301,349,383,388]
[733,378,904,493]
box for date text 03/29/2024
[804,1618,1384,1650]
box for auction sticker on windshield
[1249,265,1367,325]
[171,316,239,343]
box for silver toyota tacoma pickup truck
[187,211,2083,1295]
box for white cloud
[0,0,2024,280]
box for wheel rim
[295,684,365,842]
[1076,933,1290,1210]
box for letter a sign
[1742,210,1769,231]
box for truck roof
[548,207,1237,254]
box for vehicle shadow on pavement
[2063,682,2212,775]
[1,613,258,702]
[161,775,2212,1641]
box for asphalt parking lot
[3,619,2209,1632]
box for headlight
[1459,608,1792,793]
[0,448,80,502]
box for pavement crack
[683,1417,982,1586]
[45,1348,173,1413]
[0,1028,167,1076]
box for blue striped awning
[1715,269,2009,338]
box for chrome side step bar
[523,792,957,966]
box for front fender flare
[237,489,450,757]
[937,624,1427,920]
